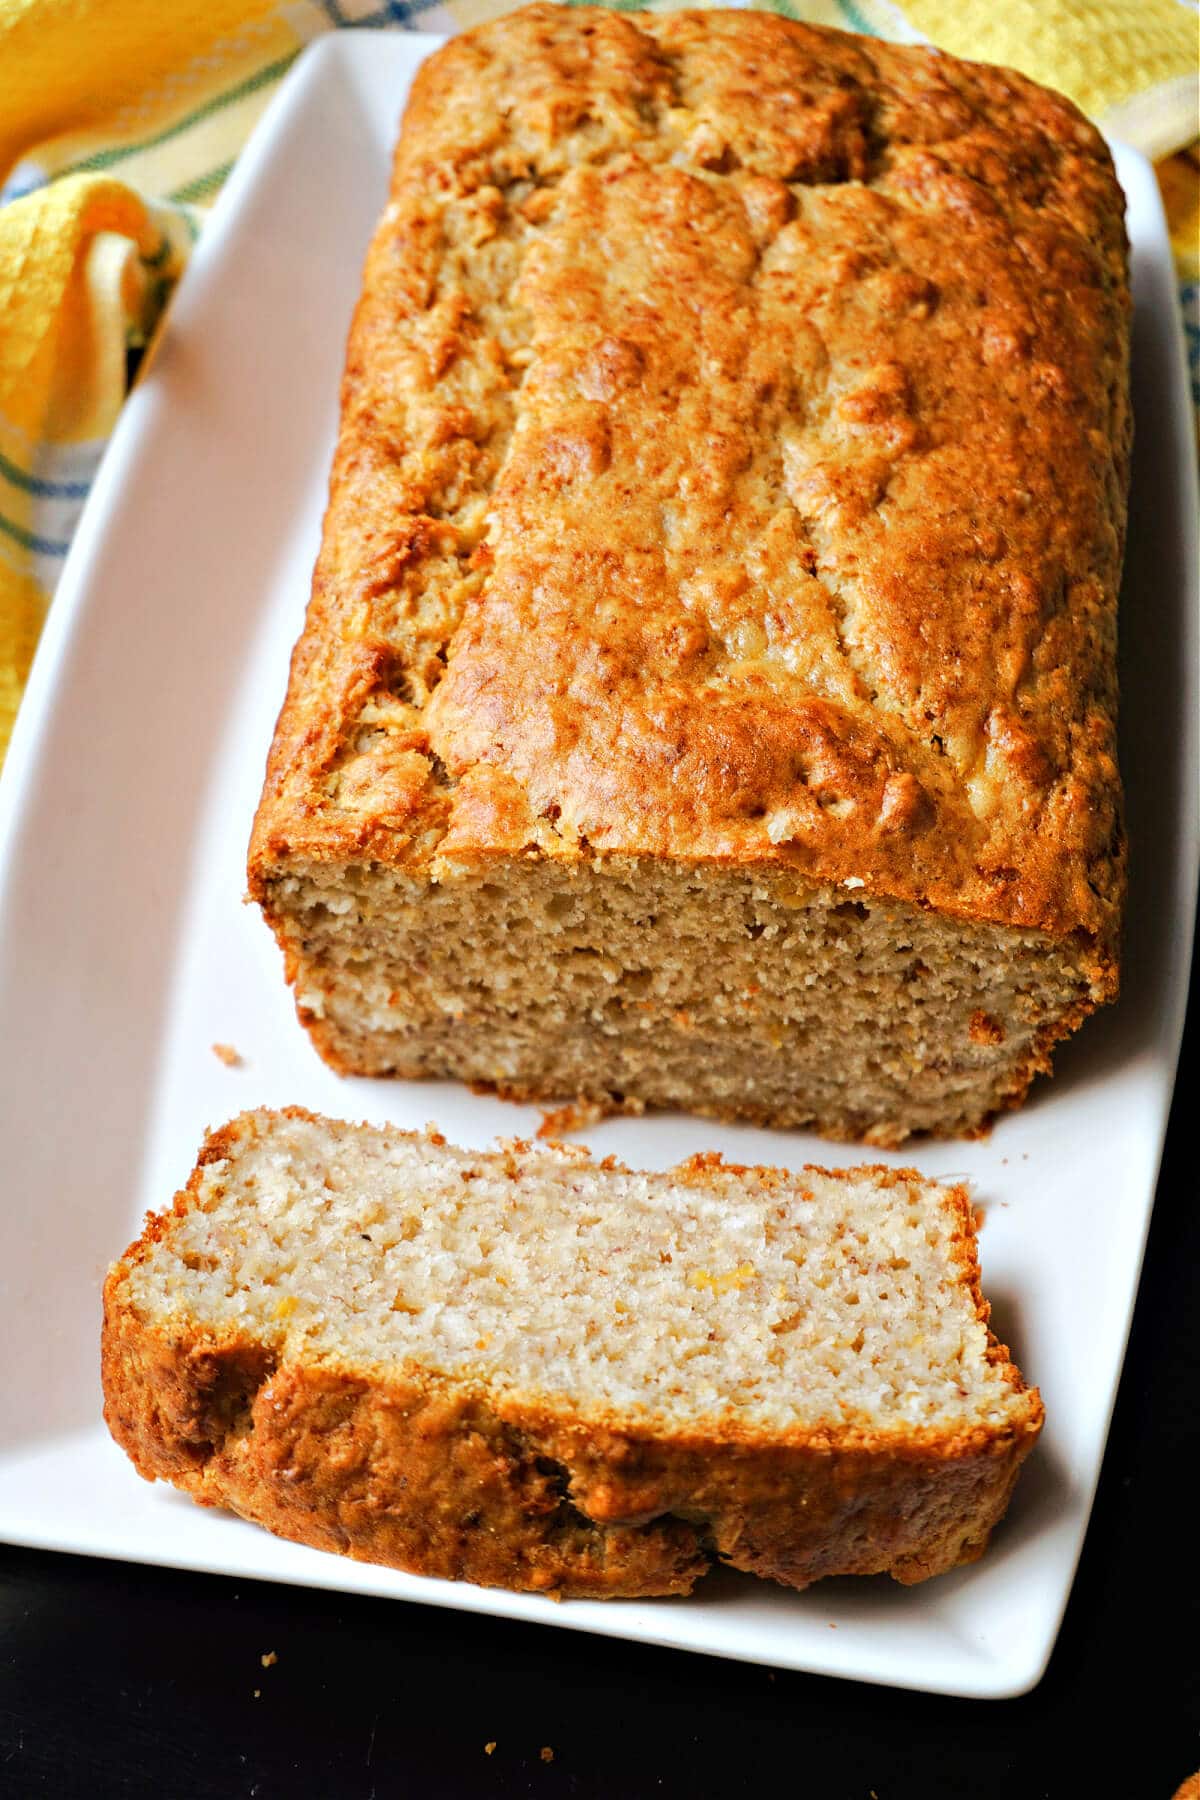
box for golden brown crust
[249,4,1128,977]
[102,1111,1043,1600]
[102,1298,1041,1598]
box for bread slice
[102,1109,1043,1599]
[249,6,1129,1143]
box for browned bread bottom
[102,1110,1043,1599]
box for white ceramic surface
[0,34,1195,1700]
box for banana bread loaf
[248,5,1130,1142]
[102,1109,1043,1598]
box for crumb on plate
[537,1098,607,1139]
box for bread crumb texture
[103,1110,1043,1599]
[249,5,1129,1142]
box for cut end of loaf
[103,1110,1042,1600]
[256,855,1108,1144]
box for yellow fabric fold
[0,176,184,443]
[0,174,188,753]
[902,0,1199,157]
[0,0,283,186]
[0,562,46,762]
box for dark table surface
[3,986,1197,1800]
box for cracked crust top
[249,5,1129,976]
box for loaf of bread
[248,5,1130,1143]
[102,1109,1042,1598]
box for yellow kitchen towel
[899,0,1198,162]
[1,0,1197,765]
[0,177,188,737]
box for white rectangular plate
[0,34,1195,1701]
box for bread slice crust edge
[101,1110,1044,1600]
